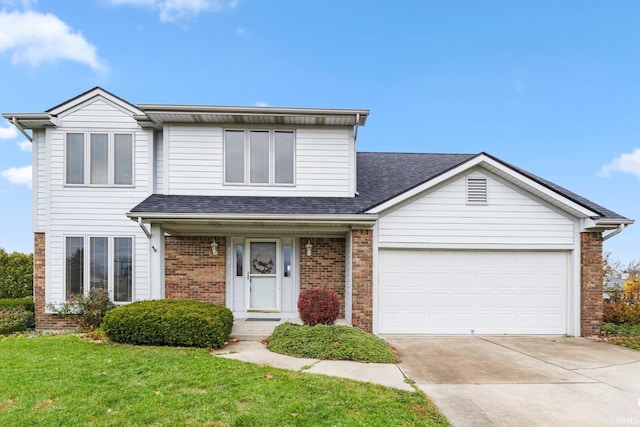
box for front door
[246,239,280,311]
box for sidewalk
[211,340,414,392]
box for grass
[267,323,397,363]
[601,322,640,350]
[0,334,448,426]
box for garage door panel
[378,250,568,334]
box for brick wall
[33,233,75,329]
[351,229,373,332]
[299,237,346,317]
[165,236,226,305]
[581,232,603,336]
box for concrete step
[230,318,348,341]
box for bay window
[65,236,133,302]
[224,129,295,185]
[65,132,134,186]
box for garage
[377,249,569,334]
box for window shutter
[467,178,488,204]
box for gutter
[127,212,378,226]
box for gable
[377,168,575,249]
[57,97,139,129]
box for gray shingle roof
[130,152,628,220]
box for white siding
[154,131,164,193]
[166,125,352,197]
[33,130,47,232]
[58,99,139,129]
[44,98,152,305]
[378,170,575,249]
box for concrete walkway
[211,340,414,392]
[385,335,640,427]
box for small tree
[0,248,33,298]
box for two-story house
[4,87,633,336]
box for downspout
[354,113,360,196]
[137,217,151,238]
[12,118,32,142]
[603,223,626,241]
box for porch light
[211,240,218,255]
[305,240,313,257]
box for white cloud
[599,148,640,179]
[254,102,269,107]
[17,139,31,151]
[106,0,238,22]
[0,10,106,72]
[236,27,245,35]
[0,121,18,139]
[1,165,32,188]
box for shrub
[603,301,640,325]
[601,322,640,350]
[48,289,115,331]
[0,296,34,312]
[298,288,339,326]
[102,300,233,349]
[267,323,397,363]
[0,308,34,334]
[0,249,33,298]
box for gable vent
[467,178,488,204]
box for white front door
[246,239,280,311]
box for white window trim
[223,128,296,187]
[64,131,135,188]
[63,235,135,304]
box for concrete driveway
[384,336,640,427]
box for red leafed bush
[298,288,339,326]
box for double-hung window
[224,130,295,185]
[65,236,133,303]
[65,132,133,186]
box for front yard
[0,334,448,426]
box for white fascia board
[583,217,635,230]
[366,154,599,218]
[127,212,378,226]
[48,88,143,116]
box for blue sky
[0,0,638,264]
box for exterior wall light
[211,240,218,256]
[305,240,313,257]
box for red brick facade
[351,229,373,332]
[299,237,346,317]
[580,232,604,336]
[165,236,226,305]
[33,233,75,329]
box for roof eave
[127,212,378,227]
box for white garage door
[378,250,568,334]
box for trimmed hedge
[0,296,34,312]
[267,323,397,363]
[0,308,34,334]
[102,300,233,348]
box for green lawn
[0,335,449,426]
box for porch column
[149,224,165,299]
[351,228,373,332]
[580,231,603,336]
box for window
[65,132,134,186]
[236,244,244,276]
[65,236,133,302]
[283,245,291,278]
[224,129,295,185]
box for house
[3,87,633,336]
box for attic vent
[467,178,488,204]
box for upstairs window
[65,132,133,186]
[224,130,295,185]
